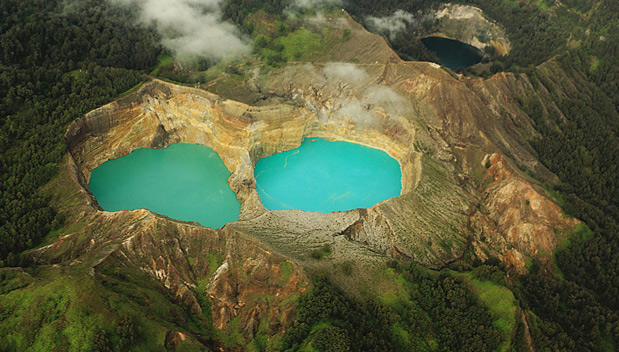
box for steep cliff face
[35,158,307,348]
[471,153,578,272]
[63,9,577,272]
[246,12,574,269]
[38,10,581,349]
[430,4,511,56]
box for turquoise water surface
[88,143,241,228]
[255,138,402,212]
[421,36,482,71]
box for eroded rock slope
[33,9,578,347]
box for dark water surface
[421,36,482,70]
[88,143,241,228]
[254,138,402,212]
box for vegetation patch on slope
[282,263,504,352]
[451,269,517,351]
[0,266,207,351]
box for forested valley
[1,0,619,350]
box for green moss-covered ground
[0,265,210,351]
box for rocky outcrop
[63,9,577,272]
[35,158,308,347]
[38,10,581,349]
[430,4,511,56]
[470,153,578,273]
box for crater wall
[65,10,577,275]
[425,4,511,56]
[66,79,420,221]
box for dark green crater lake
[88,143,241,229]
[421,36,483,70]
[254,138,402,213]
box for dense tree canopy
[281,268,502,352]
[0,0,162,263]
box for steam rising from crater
[336,100,375,127]
[318,64,409,128]
[109,0,251,61]
[323,63,369,84]
[365,86,408,115]
[336,86,408,128]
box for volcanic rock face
[41,9,577,346]
[471,153,579,272]
[38,156,308,346]
[431,4,511,56]
[65,64,574,269]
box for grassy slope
[0,266,205,351]
[377,268,436,350]
[452,271,518,352]
[0,157,211,351]
[372,267,517,350]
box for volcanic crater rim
[65,79,420,227]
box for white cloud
[336,100,377,128]
[109,0,251,61]
[307,12,348,27]
[289,0,342,10]
[366,10,417,40]
[284,0,343,17]
[364,86,408,114]
[333,82,409,128]
[323,63,369,84]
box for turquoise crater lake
[88,143,241,228]
[255,138,402,212]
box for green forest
[0,0,162,264]
[2,0,619,350]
